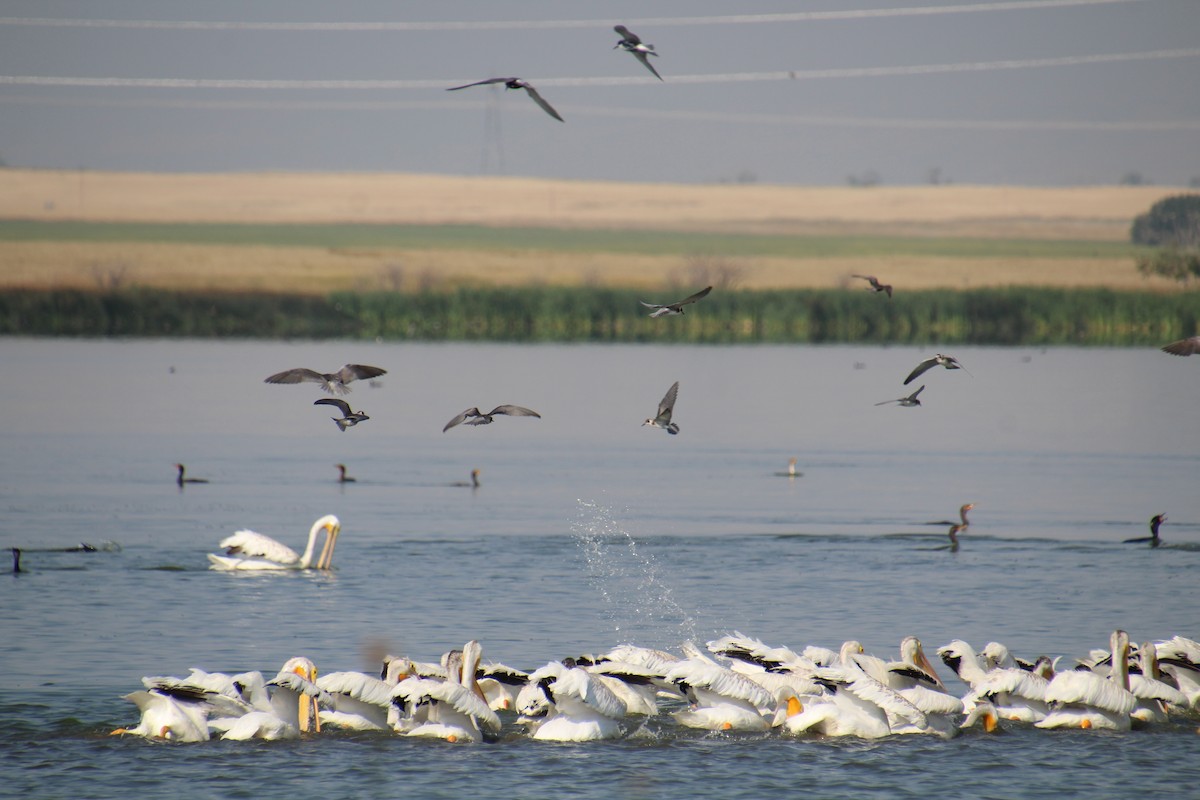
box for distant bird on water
[443,405,541,432]
[613,25,663,81]
[1161,336,1200,356]
[775,457,802,478]
[1124,513,1167,547]
[175,464,208,487]
[852,274,893,298]
[264,364,387,395]
[315,398,369,431]
[446,77,564,122]
[927,503,974,527]
[640,286,712,317]
[450,469,482,488]
[875,385,924,407]
[904,354,968,385]
[642,381,680,434]
[336,464,356,483]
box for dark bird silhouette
[639,286,712,317]
[852,274,893,298]
[614,25,663,81]
[11,547,21,574]
[450,469,482,489]
[1124,513,1167,547]
[946,522,968,553]
[1161,336,1200,356]
[642,381,680,434]
[443,405,541,432]
[336,464,356,483]
[264,364,386,395]
[175,464,208,487]
[875,385,924,407]
[446,77,564,122]
[315,398,370,431]
[927,503,975,527]
[904,353,968,385]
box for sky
[0,0,1197,186]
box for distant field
[0,169,1189,293]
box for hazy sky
[0,0,1197,186]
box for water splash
[571,500,697,647]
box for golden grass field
[0,169,1189,293]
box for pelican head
[279,656,321,733]
[312,514,340,569]
[901,635,945,689]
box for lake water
[2,338,1198,799]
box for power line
[0,0,1153,32]
[2,48,1195,91]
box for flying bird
[903,354,968,385]
[264,364,386,395]
[314,398,369,431]
[639,286,712,317]
[613,25,663,81]
[442,405,541,432]
[1161,336,1200,356]
[642,381,680,434]
[875,385,924,407]
[852,274,893,298]
[446,77,564,122]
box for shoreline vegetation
[0,170,1193,344]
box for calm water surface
[2,339,1198,799]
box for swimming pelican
[314,398,369,431]
[642,381,680,434]
[475,662,529,712]
[393,641,501,742]
[518,659,629,741]
[1154,636,1200,709]
[1123,513,1166,547]
[175,463,208,487]
[904,353,969,385]
[1161,335,1200,356]
[1128,641,1190,723]
[214,657,326,740]
[442,405,541,432]
[613,25,663,80]
[336,464,356,483]
[264,363,386,395]
[110,689,212,742]
[939,639,1050,723]
[639,285,712,317]
[852,274,893,298]
[664,645,778,731]
[317,665,402,731]
[446,77,564,122]
[1036,630,1137,730]
[206,514,340,571]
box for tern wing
[443,407,481,432]
[336,364,387,384]
[488,405,541,419]
[614,25,640,44]
[264,368,325,385]
[903,358,938,386]
[314,397,352,415]
[634,51,663,80]
[1162,336,1200,356]
[658,381,679,417]
[521,84,564,122]
[446,77,513,91]
[678,286,712,306]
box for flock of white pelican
[112,631,1200,743]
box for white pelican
[207,514,340,571]
[583,660,665,717]
[1154,635,1200,709]
[393,641,500,742]
[518,660,628,741]
[1129,641,1190,723]
[110,689,211,742]
[706,632,824,698]
[876,637,964,734]
[1036,630,1137,730]
[664,645,778,732]
[939,639,1050,723]
[209,657,326,740]
[317,666,399,731]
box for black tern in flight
[1161,336,1200,356]
[903,354,968,385]
[446,77,564,122]
[642,381,680,434]
[613,25,663,81]
[875,385,924,407]
[852,274,893,298]
[443,405,541,432]
[639,286,712,317]
[265,364,387,395]
[315,398,370,431]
